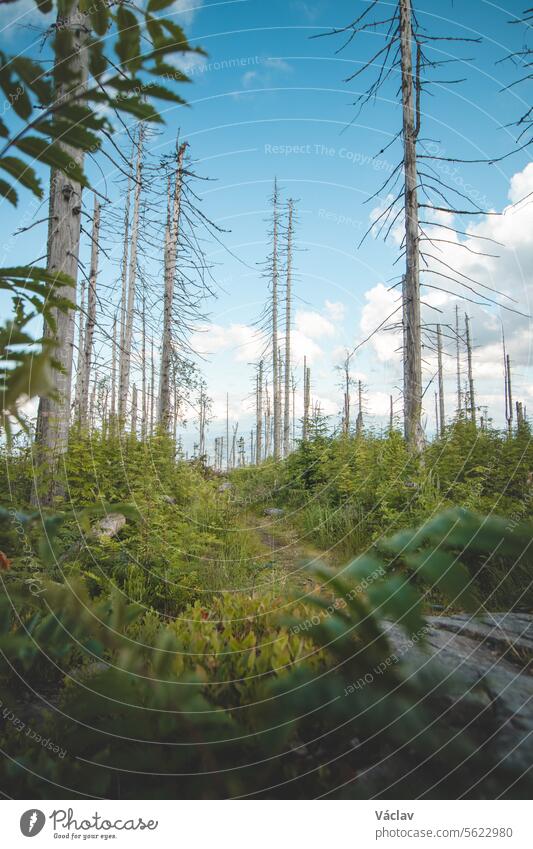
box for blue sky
[1,0,532,455]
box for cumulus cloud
[295,309,336,340]
[325,300,346,322]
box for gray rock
[92,513,126,539]
[218,482,232,493]
[264,507,284,517]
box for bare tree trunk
[141,294,147,440]
[265,381,271,456]
[118,173,131,410]
[399,0,423,452]
[131,384,138,436]
[465,313,476,425]
[506,353,513,436]
[256,360,263,464]
[150,337,155,436]
[303,359,311,441]
[159,142,187,429]
[79,196,100,427]
[226,392,230,470]
[456,303,462,416]
[356,380,364,436]
[342,351,351,436]
[110,313,117,426]
[34,2,90,501]
[437,323,445,437]
[272,180,281,460]
[389,394,394,434]
[284,199,293,456]
[119,125,143,422]
[292,371,296,449]
[74,274,86,418]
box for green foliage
[0,500,531,798]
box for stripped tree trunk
[506,353,513,436]
[465,313,476,425]
[34,2,90,502]
[437,323,445,437]
[342,352,351,436]
[303,360,311,441]
[226,392,230,470]
[131,384,138,436]
[284,199,293,456]
[265,381,271,456]
[79,196,100,427]
[119,125,143,422]
[389,395,394,434]
[456,303,462,415]
[399,0,423,452]
[150,337,155,436]
[110,313,117,425]
[74,274,86,418]
[272,180,281,460]
[256,360,263,464]
[356,380,364,436]
[118,172,131,413]
[141,294,147,440]
[159,142,187,429]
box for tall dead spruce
[159,142,188,430]
[319,1,510,450]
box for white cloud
[172,0,204,25]
[263,57,293,74]
[325,299,346,322]
[295,309,336,339]
[190,322,264,363]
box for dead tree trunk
[303,359,311,441]
[272,180,281,460]
[399,0,423,452]
[159,142,187,430]
[342,351,351,436]
[110,312,117,425]
[465,313,476,425]
[506,353,513,436]
[356,380,364,436]
[131,384,138,436]
[265,381,271,456]
[79,196,100,427]
[437,323,445,437]
[34,2,90,500]
[256,360,263,464]
[283,199,293,456]
[389,395,394,434]
[150,337,155,436]
[456,303,462,416]
[119,125,143,423]
[74,274,86,418]
[118,174,131,417]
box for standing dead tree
[318,1,511,452]
[256,359,263,464]
[464,312,476,424]
[271,180,281,460]
[34,1,90,500]
[356,380,364,436]
[118,125,144,424]
[437,323,445,436]
[284,199,294,456]
[158,141,188,430]
[78,195,100,428]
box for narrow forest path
[243,510,331,595]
